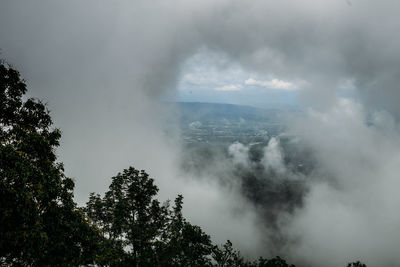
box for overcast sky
[2,1,400,266]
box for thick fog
[2,0,400,265]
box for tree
[347,261,367,267]
[158,194,213,266]
[255,256,295,267]
[212,240,247,267]
[0,61,98,265]
[85,167,215,266]
[85,167,168,266]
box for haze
[1,1,400,266]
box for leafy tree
[0,61,98,265]
[159,195,213,266]
[86,167,168,266]
[255,256,295,267]
[85,167,215,266]
[212,240,296,267]
[212,240,247,266]
[347,261,367,267]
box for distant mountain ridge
[177,102,281,123]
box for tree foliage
[347,261,367,267]
[0,61,98,265]
[85,167,214,266]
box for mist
[2,0,400,265]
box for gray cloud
[284,100,400,266]
[2,0,400,265]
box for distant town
[178,102,287,145]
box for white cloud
[228,142,250,166]
[215,84,242,91]
[188,121,202,130]
[245,77,298,90]
[262,137,286,174]
[182,73,217,85]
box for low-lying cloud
[2,0,400,265]
[282,98,400,266]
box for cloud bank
[2,0,400,265]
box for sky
[175,48,303,108]
[2,1,400,266]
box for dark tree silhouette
[85,167,214,266]
[0,61,98,265]
[347,261,367,267]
